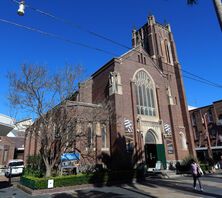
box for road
[0,174,222,198]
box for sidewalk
[1,173,222,198]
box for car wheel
[5,172,10,178]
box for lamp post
[17,1,25,16]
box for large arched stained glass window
[145,130,156,144]
[135,70,156,116]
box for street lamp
[17,1,25,16]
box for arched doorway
[144,130,157,168]
[144,129,166,169]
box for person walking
[191,159,203,191]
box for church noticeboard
[166,139,174,154]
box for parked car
[5,159,24,178]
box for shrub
[20,169,137,190]
[20,174,93,189]
[25,155,45,177]
[176,155,199,173]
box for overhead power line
[10,0,222,89]
[1,17,222,89]
[10,0,131,50]
[0,18,117,56]
[1,14,222,89]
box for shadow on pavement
[204,174,222,179]
[140,178,222,198]
[120,186,157,198]
[0,181,12,189]
[75,190,128,198]
[52,193,74,198]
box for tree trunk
[213,0,222,31]
[45,165,52,177]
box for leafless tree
[27,102,105,177]
[7,64,87,177]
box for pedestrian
[191,159,203,191]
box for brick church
[25,15,195,170]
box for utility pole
[213,0,222,31]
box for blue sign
[61,153,80,161]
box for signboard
[48,179,54,188]
[61,153,80,161]
[166,139,174,154]
[155,161,162,170]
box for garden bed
[20,170,137,190]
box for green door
[145,144,166,169]
[156,144,167,169]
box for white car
[5,159,24,178]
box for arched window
[87,125,94,148]
[145,130,156,144]
[161,39,173,64]
[135,70,156,116]
[102,124,107,148]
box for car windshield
[8,161,24,166]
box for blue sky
[0,0,221,119]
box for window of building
[161,40,173,64]
[191,113,196,126]
[102,124,107,148]
[165,41,171,63]
[144,57,146,65]
[87,125,94,148]
[135,70,156,116]
[3,146,9,163]
[208,110,213,122]
[210,128,216,138]
[145,130,156,144]
[140,53,143,64]
[138,55,140,63]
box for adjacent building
[0,114,32,168]
[189,100,222,162]
[25,15,195,170]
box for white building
[0,113,15,136]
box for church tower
[132,15,196,159]
[132,15,179,70]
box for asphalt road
[0,174,222,198]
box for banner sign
[166,139,174,154]
[163,123,172,137]
[61,153,80,161]
[124,118,133,133]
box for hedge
[20,174,95,189]
[20,170,137,190]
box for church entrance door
[144,144,157,168]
